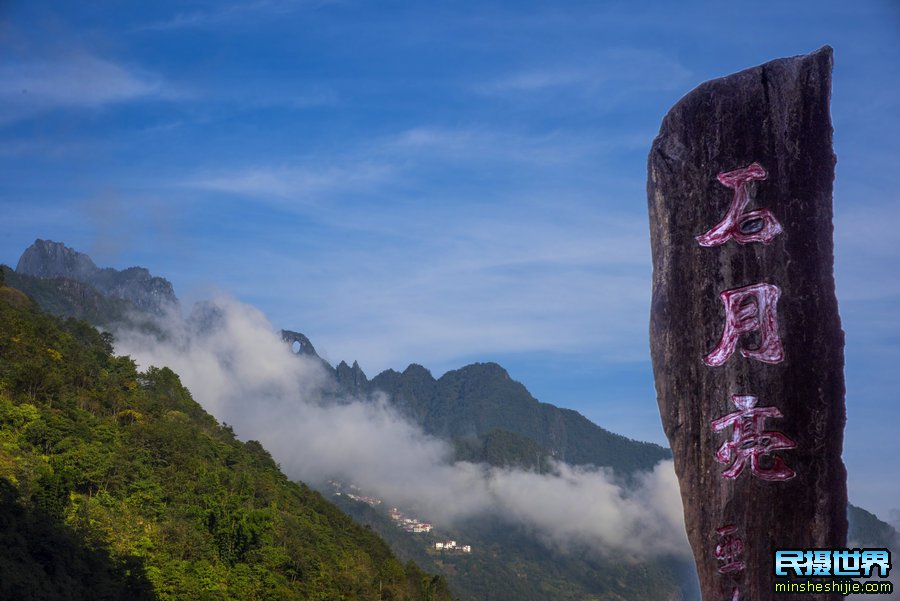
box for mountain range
[11,239,670,479]
[2,239,896,601]
[284,327,670,476]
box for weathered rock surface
[16,239,177,314]
[648,47,846,600]
[281,329,320,358]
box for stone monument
[648,46,847,600]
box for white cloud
[253,204,654,373]
[177,188,656,374]
[114,295,690,559]
[140,0,343,31]
[0,53,167,123]
[183,127,584,205]
[485,69,591,93]
[187,161,393,201]
[184,121,647,205]
[477,48,692,99]
[160,97,659,374]
[385,127,603,166]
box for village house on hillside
[435,540,472,553]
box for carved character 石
[697,162,783,247]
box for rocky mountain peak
[401,363,434,381]
[15,239,178,315]
[16,239,98,280]
[281,330,319,357]
[336,359,369,394]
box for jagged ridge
[16,239,177,315]
[290,345,671,475]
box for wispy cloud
[311,216,653,371]
[140,0,342,31]
[174,121,654,371]
[0,138,91,158]
[211,195,654,374]
[385,127,604,165]
[187,161,393,202]
[183,122,643,209]
[483,68,598,94]
[115,296,690,558]
[0,52,168,124]
[188,80,340,114]
[476,48,692,101]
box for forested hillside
[335,494,687,601]
[0,281,452,601]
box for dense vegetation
[335,495,687,601]
[452,429,553,473]
[0,283,453,600]
[2,265,135,327]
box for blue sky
[1,1,898,520]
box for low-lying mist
[114,296,690,559]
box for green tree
[0,290,456,601]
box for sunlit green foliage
[0,287,454,600]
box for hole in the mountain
[291,340,302,354]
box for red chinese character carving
[715,525,745,573]
[704,283,784,366]
[697,162,783,247]
[711,395,796,481]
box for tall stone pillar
[648,46,847,600]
